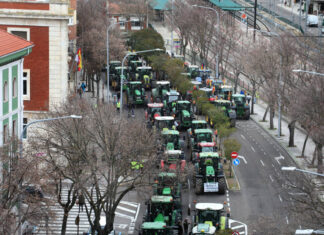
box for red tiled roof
[0,29,34,57]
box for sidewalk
[151,21,323,182]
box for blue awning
[150,0,170,11]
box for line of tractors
[109,54,249,234]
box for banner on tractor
[204,182,219,192]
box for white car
[307,15,318,26]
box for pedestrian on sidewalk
[77,83,83,98]
[116,100,120,112]
[183,218,190,234]
[177,220,183,235]
[81,82,86,92]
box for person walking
[183,218,190,235]
[177,220,183,235]
[116,100,121,112]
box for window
[23,70,30,100]
[3,124,7,144]
[12,77,17,98]
[12,120,17,136]
[23,118,28,139]
[119,17,126,30]
[7,27,30,41]
[3,81,8,102]
[130,17,141,30]
[68,17,74,26]
[131,20,141,27]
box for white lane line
[115,212,134,220]
[117,206,137,214]
[238,155,247,164]
[272,164,275,168]
[231,225,245,230]
[260,160,265,167]
[251,146,256,152]
[228,203,230,207]
[286,216,289,224]
[240,134,246,140]
[269,175,274,182]
[279,195,283,202]
[120,201,138,208]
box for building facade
[0,0,70,130]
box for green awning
[209,0,245,11]
[150,0,169,11]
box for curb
[231,166,241,191]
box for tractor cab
[109,61,121,83]
[161,150,185,172]
[140,222,167,235]
[163,90,180,115]
[161,129,182,151]
[191,80,203,90]
[146,103,164,122]
[175,100,194,129]
[193,203,228,231]
[154,116,174,131]
[126,81,146,105]
[152,81,171,103]
[193,142,218,160]
[198,69,212,84]
[199,87,215,101]
[144,195,182,228]
[127,52,140,64]
[193,129,214,145]
[187,65,199,79]
[112,66,129,91]
[129,60,143,80]
[218,85,233,100]
[181,72,191,79]
[137,66,153,89]
[153,172,181,197]
[187,120,208,151]
[211,99,236,127]
[232,94,250,120]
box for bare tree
[35,99,159,234]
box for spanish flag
[75,48,82,71]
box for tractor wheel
[218,177,226,194]
[245,110,250,120]
[195,178,203,195]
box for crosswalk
[34,187,140,235]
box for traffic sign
[233,159,240,166]
[231,151,238,159]
[232,231,240,235]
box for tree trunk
[316,142,323,174]
[301,134,309,157]
[92,76,95,98]
[102,75,105,103]
[288,120,296,147]
[262,105,269,122]
[269,105,274,130]
[311,147,317,165]
[251,87,256,115]
[61,209,69,235]
[234,72,240,93]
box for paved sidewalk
[151,21,323,181]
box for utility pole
[253,0,257,42]
[171,0,174,56]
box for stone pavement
[151,20,323,183]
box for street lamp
[120,48,163,116]
[192,5,220,79]
[18,114,82,235]
[292,69,324,77]
[282,166,324,177]
[106,20,130,103]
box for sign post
[231,151,238,159]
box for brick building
[0,0,70,138]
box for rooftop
[0,29,33,58]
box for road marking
[240,134,246,140]
[260,160,265,167]
[228,203,230,207]
[269,175,274,182]
[272,164,275,168]
[251,146,256,152]
[286,216,289,224]
[288,192,307,196]
[238,155,247,164]
[231,225,245,230]
[115,224,128,229]
[120,201,138,208]
[117,206,137,214]
[275,154,285,165]
[278,195,283,202]
[115,212,134,220]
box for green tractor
[153,116,174,131]
[189,129,216,157]
[193,152,226,194]
[109,61,121,85]
[151,81,171,103]
[112,66,129,91]
[161,129,183,151]
[129,60,143,80]
[199,87,216,102]
[192,203,229,233]
[163,90,180,115]
[174,100,195,130]
[187,65,199,79]
[160,150,186,172]
[125,81,146,106]
[198,69,212,84]
[217,85,233,101]
[191,142,218,162]
[142,195,182,234]
[146,103,164,123]
[137,66,153,89]
[153,172,181,199]
[187,120,208,147]
[140,222,168,235]
[210,99,236,127]
[231,94,250,120]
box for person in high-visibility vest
[116,101,120,111]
